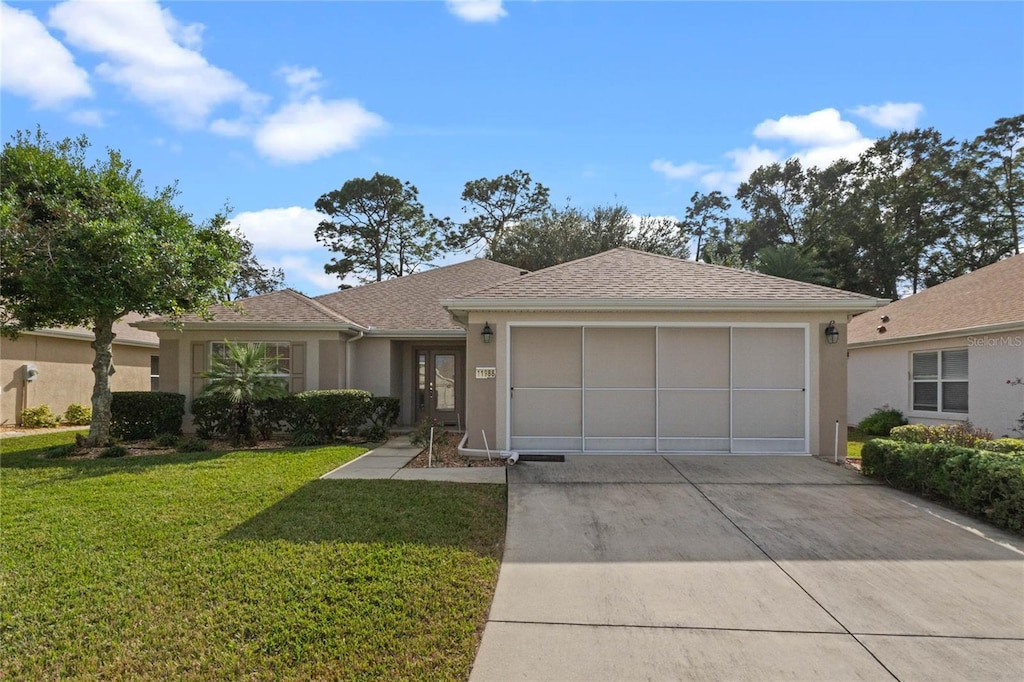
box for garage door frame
[506,321,810,454]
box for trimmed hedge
[111,392,185,440]
[856,406,907,436]
[978,438,1024,454]
[292,390,373,444]
[862,438,1024,533]
[889,422,993,448]
[191,394,294,441]
[365,396,401,441]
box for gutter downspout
[344,331,364,389]
[456,431,519,464]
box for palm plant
[200,341,287,445]
[753,245,829,285]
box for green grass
[847,429,868,459]
[1,432,506,680]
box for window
[912,349,967,413]
[210,342,291,378]
[150,355,159,392]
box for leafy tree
[451,170,551,251]
[200,341,287,445]
[222,230,285,300]
[314,173,445,285]
[0,129,240,446]
[679,191,733,263]
[753,245,828,285]
[488,203,687,271]
[735,158,808,263]
[965,114,1023,255]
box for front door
[415,348,462,426]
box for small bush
[99,444,128,458]
[176,438,209,453]
[61,403,92,426]
[20,405,61,428]
[857,406,907,437]
[861,438,1024,533]
[289,429,323,447]
[45,443,79,458]
[292,390,373,444]
[364,397,400,441]
[111,392,185,440]
[889,422,993,448]
[155,433,181,448]
[410,417,446,448]
[977,438,1024,455]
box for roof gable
[450,248,881,307]
[849,254,1024,345]
[316,259,525,331]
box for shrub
[176,438,210,453]
[155,433,181,448]
[61,403,92,426]
[977,438,1024,455]
[861,438,1024,533]
[890,422,994,448]
[856,406,907,437]
[192,394,295,442]
[20,405,60,428]
[111,392,185,440]
[410,416,446,448]
[99,444,128,458]
[363,397,401,441]
[291,390,373,444]
[45,443,79,458]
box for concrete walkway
[320,437,506,483]
[471,454,1024,681]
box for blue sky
[3,1,1022,295]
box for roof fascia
[443,297,889,314]
[20,328,159,348]
[849,321,1024,349]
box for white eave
[443,297,889,314]
[132,321,367,333]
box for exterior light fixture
[824,320,839,345]
[481,322,493,344]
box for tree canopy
[314,173,446,285]
[1,129,241,444]
[451,170,551,251]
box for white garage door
[510,325,806,454]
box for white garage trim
[506,322,810,455]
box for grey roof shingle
[30,312,158,346]
[316,259,525,330]
[849,254,1024,345]
[451,248,881,304]
[144,289,355,326]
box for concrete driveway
[470,455,1024,681]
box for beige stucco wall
[461,309,851,456]
[1,334,155,425]
[849,330,1024,437]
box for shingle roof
[316,259,525,330]
[29,312,158,346]
[141,289,355,327]
[450,248,881,306]
[849,254,1024,345]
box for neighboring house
[1,312,159,425]
[848,254,1024,437]
[138,248,884,456]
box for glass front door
[415,349,461,425]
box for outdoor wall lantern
[481,322,494,344]
[824,320,839,345]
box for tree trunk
[87,313,116,446]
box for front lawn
[1,432,506,680]
[847,429,868,460]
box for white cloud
[278,65,323,99]
[254,98,386,163]
[275,254,345,292]
[796,138,875,171]
[68,109,104,127]
[48,0,261,128]
[851,102,924,130]
[650,159,710,180]
[754,108,862,146]
[0,3,91,107]
[447,0,507,23]
[700,145,783,189]
[227,207,323,251]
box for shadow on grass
[222,479,507,558]
[2,447,234,484]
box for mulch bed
[405,431,506,468]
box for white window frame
[150,355,160,392]
[209,341,292,379]
[911,348,968,415]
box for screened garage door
[510,326,806,454]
